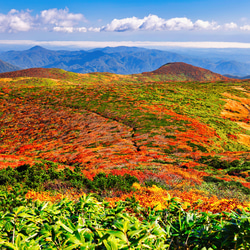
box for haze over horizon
[1,0,250,50]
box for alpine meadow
[0,60,249,249]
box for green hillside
[0,67,250,249]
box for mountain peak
[142,62,229,81]
[28,46,48,51]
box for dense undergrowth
[0,192,250,249]
[0,161,249,249]
[0,162,249,249]
[0,162,138,204]
[0,68,250,248]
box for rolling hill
[0,66,250,248]
[0,62,230,82]
[141,62,230,81]
[0,67,74,79]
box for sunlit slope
[0,67,249,200]
[0,68,249,161]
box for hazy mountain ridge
[0,46,250,76]
[225,74,250,79]
[0,59,21,73]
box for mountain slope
[0,67,250,246]
[209,60,250,76]
[141,62,230,81]
[0,59,21,73]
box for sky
[1,0,250,50]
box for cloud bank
[101,15,221,32]
[0,9,247,33]
[1,40,250,49]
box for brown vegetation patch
[221,91,250,147]
[221,92,250,121]
[0,68,69,80]
[238,134,250,147]
[221,99,250,120]
[236,122,250,131]
[233,86,250,95]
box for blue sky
[1,0,250,49]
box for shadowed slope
[0,59,21,73]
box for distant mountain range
[0,45,250,77]
[224,74,250,79]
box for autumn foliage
[0,67,250,213]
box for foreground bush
[0,193,249,249]
[0,163,138,196]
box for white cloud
[163,17,194,30]
[101,16,143,32]
[100,15,220,32]
[39,8,85,29]
[0,9,33,32]
[77,27,87,32]
[53,26,87,33]
[0,9,249,34]
[0,8,86,33]
[240,25,250,31]
[224,22,238,30]
[194,20,220,30]
[88,27,101,32]
[139,15,164,30]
